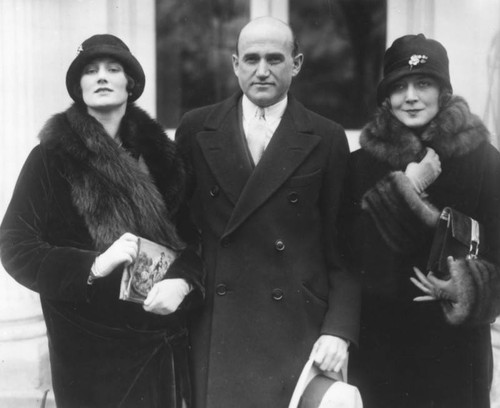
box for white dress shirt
[242,95,288,164]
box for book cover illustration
[119,237,178,304]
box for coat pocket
[287,169,322,187]
[301,282,328,307]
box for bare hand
[410,257,458,302]
[143,278,192,315]
[310,335,349,373]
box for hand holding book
[119,236,181,306]
[88,233,138,284]
[143,278,192,315]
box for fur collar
[360,96,490,169]
[39,103,186,251]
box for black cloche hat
[377,33,452,105]
[66,34,145,103]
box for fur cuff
[362,171,440,253]
[441,258,500,326]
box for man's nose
[256,60,270,77]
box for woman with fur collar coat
[343,34,500,407]
[0,35,204,408]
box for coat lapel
[196,94,253,205]
[224,97,320,236]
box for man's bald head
[235,17,299,57]
[231,16,304,107]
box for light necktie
[246,107,267,165]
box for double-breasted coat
[175,93,360,408]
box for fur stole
[360,96,490,169]
[39,103,186,251]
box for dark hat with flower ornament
[377,33,452,105]
[66,34,145,103]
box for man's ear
[292,53,304,76]
[232,54,239,75]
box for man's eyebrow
[266,53,284,58]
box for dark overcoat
[0,103,204,408]
[175,93,360,408]
[343,96,500,408]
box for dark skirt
[350,295,492,408]
[43,301,191,408]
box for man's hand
[310,334,349,373]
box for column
[250,0,288,22]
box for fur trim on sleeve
[441,258,500,326]
[362,171,440,253]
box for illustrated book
[119,237,178,304]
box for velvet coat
[175,93,360,408]
[343,96,500,408]
[0,103,205,408]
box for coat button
[209,185,220,197]
[274,239,285,251]
[271,288,284,301]
[216,284,227,296]
[221,237,231,247]
[287,192,299,204]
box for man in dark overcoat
[175,17,360,408]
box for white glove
[405,147,441,193]
[91,233,138,279]
[143,278,192,315]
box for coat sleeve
[165,120,205,307]
[166,202,206,308]
[0,146,99,301]
[320,125,361,346]
[440,258,500,326]
[442,144,500,325]
[361,171,441,253]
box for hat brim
[377,66,452,105]
[66,44,145,103]
[288,359,344,408]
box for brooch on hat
[408,54,428,70]
[76,44,84,55]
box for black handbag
[427,207,483,279]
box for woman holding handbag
[342,34,500,407]
[0,34,204,407]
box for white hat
[289,359,363,408]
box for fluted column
[250,0,288,22]
[0,1,155,406]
